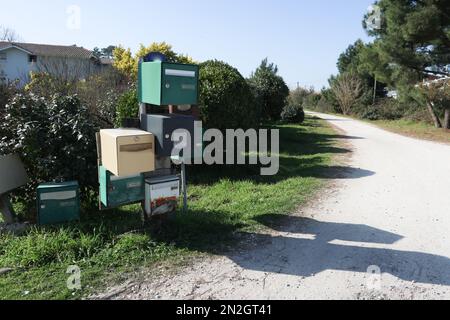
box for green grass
[369,119,450,144]
[0,116,344,300]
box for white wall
[0,47,101,85]
[0,47,35,85]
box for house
[0,41,113,85]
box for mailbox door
[161,63,199,106]
[116,134,155,176]
[38,187,80,225]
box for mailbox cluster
[97,54,199,221]
[2,54,200,226]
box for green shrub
[199,60,260,130]
[357,98,408,121]
[313,96,337,113]
[0,93,99,210]
[281,105,305,124]
[288,87,313,109]
[25,72,76,97]
[76,69,128,128]
[0,81,19,117]
[248,59,289,121]
[115,87,139,128]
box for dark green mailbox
[138,61,199,106]
[99,166,144,208]
[37,181,80,225]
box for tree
[418,79,450,129]
[0,26,20,42]
[112,46,136,79]
[363,0,450,128]
[248,58,289,121]
[113,42,195,80]
[331,73,364,115]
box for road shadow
[227,215,450,286]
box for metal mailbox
[145,175,180,217]
[37,181,80,225]
[141,114,198,157]
[138,61,199,106]
[99,166,144,208]
[100,129,155,177]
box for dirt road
[100,112,450,300]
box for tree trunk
[444,109,450,130]
[426,101,442,128]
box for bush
[115,87,139,128]
[76,69,128,128]
[25,72,76,97]
[0,93,99,211]
[357,98,409,121]
[199,60,260,130]
[281,105,305,124]
[288,87,313,109]
[0,81,19,117]
[248,59,289,121]
[313,96,337,113]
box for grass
[368,119,450,144]
[0,116,344,300]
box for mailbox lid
[161,62,199,106]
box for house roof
[0,41,94,59]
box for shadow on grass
[189,122,372,185]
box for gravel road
[97,112,450,300]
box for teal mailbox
[138,61,199,106]
[37,181,80,225]
[99,166,144,208]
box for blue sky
[0,0,375,89]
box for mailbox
[99,166,144,208]
[141,114,199,157]
[100,129,155,177]
[145,175,180,217]
[138,61,199,106]
[37,181,80,225]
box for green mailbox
[37,181,80,225]
[99,166,144,209]
[138,61,199,106]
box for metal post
[181,162,188,213]
[0,193,17,224]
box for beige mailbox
[100,129,155,177]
